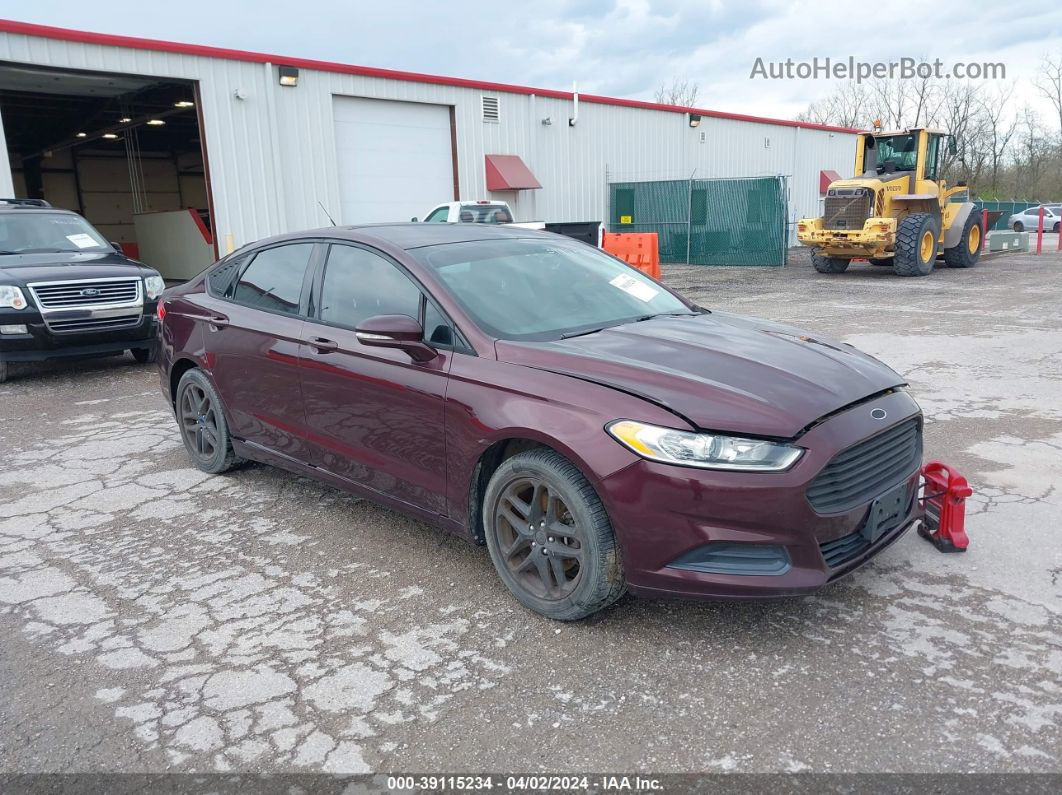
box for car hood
[495,312,905,438]
[0,251,154,283]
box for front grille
[30,278,141,309]
[823,191,872,230]
[819,484,914,569]
[47,315,142,334]
[807,418,922,514]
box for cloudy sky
[7,0,1062,123]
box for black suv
[0,199,164,383]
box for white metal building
[0,19,857,267]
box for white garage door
[333,96,454,224]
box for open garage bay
[0,252,1059,774]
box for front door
[204,242,316,459]
[299,242,452,515]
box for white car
[1008,205,1061,233]
[415,201,545,230]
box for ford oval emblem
[80,288,101,297]
[871,408,887,420]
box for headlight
[144,275,166,300]
[0,285,27,310]
[607,420,803,472]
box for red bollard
[918,462,973,553]
[1037,206,1044,255]
[981,209,988,252]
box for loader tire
[943,212,983,268]
[811,252,850,274]
[893,213,940,277]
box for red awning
[485,154,541,191]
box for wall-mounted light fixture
[278,66,299,87]
[689,113,702,128]
[541,117,552,126]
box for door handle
[207,315,229,331]
[309,336,339,353]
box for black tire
[130,346,158,364]
[0,360,7,384]
[893,213,940,277]
[869,258,892,266]
[1054,222,1060,234]
[810,252,850,274]
[943,212,983,268]
[175,368,242,474]
[1013,221,1024,232]
[482,448,625,621]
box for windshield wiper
[561,326,612,339]
[17,248,84,254]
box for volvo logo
[80,288,101,297]
[870,408,888,420]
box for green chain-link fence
[609,176,788,266]
[973,200,1040,231]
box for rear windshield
[0,212,110,254]
[458,205,513,224]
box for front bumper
[599,389,923,600]
[796,217,896,256]
[0,307,158,362]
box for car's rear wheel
[130,346,157,364]
[176,368,241,474]
[483,448,625,620]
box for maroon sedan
[157,224,923,620]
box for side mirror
[410,217,419,222]
[111,241,124,251]
[355,314,437,362]
[948,138,957,155]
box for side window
[423,300,454,347]
[209,256,244,297]
[231,243,314,315]
[924,135,940,180]
[424,207,449,223]
[319,244,421,330]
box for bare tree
[654,78,699,108]
[1034,50,1062,138]
[981,86,1018,194]
[796,81,872,128]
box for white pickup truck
[414,200,545,229]
[414,200,602,246]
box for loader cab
[857,128,946,183]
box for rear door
[205,241,318,459]
[298,242,454,515]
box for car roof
[267,222,549,251]
[0,206,81,216]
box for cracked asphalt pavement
[0,251,1059,775]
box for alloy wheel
[493,476,584,600]
[180,382,220,459]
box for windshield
[871,134,918,173]
[0,212,110,254]
[458,205,513,224]
[412,237,696,341]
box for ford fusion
[158,224,922,620]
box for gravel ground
[0,249,1059,776]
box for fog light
[0,324,28,335]
[667,543,791,576]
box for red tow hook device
[918,461,973,553]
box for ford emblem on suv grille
[80,288,101,297]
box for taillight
[157,301,167,321]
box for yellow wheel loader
[797,128,983,277]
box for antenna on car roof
[317,201,337,227]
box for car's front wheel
[1014,221,1024,232]
[483,448,625,620]
[175,368,242,474]
[130,346,157,364]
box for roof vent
[482,95,500,123]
